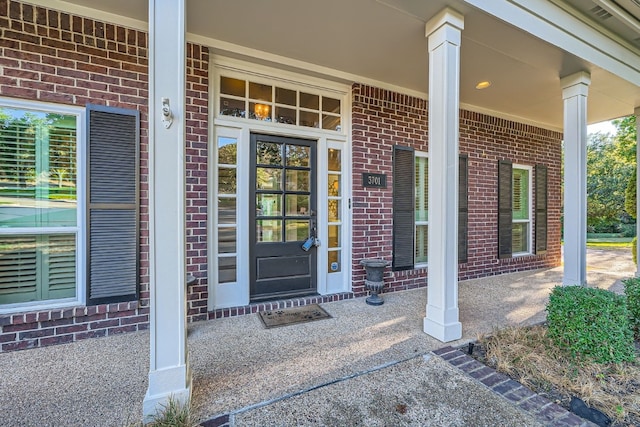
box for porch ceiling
[59,0,640,130]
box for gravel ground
[234,355,545,427]
[0,331,149,427]
[0,248,634,426]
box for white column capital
[561,71,591,98]
[425,8,464,38]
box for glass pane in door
[286,145,310,167]
[285,220,309,242]
[257,220,282,243]
[256,194,282,216]
[285,170,310,191]
[256,142,282,165]
[256,168,282,190]
[286,195,310,216]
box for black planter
[360,258,391,306]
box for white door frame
[208,60,352,309]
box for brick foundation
[0,302,148,352]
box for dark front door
[250,134,317,301]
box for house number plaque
[362,173,387,188]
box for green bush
[546,286,635,364]
[587,218,620,234]
[633,237,638,264]
[623,277,640,339]
[619,223,637,238]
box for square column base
[424,316,462,342]
[143,364,191,423]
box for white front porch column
[423,9,464,342]
[143,0,190,420]
[561,71,591,286]
[635,107,640,277]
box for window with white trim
[394,148,468,269]
[0,103,80,306]
[415,152,428,265]
[512,165,532,254]
[218,76,342,131]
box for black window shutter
[392,145,415,271]
[86,105,139,305]
[535,164,548,254]
[498,160,513,259]
[458,155,468,263]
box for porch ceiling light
[475,81,492,90]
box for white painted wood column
[143,0,190,420]
[423,9,464,342]
[561,71,590,286]
[635,107,640,277]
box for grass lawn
[586,241,633,249]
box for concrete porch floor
[0,249,634,426]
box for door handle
[302,211,320,251]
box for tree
[613,115,636,163]
[626,168,636,220]
[586,131,634,231]
[619,115,637,220]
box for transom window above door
[218,76,342,132]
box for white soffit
[24,0,640,128]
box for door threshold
[208,292,354,320]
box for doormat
[258,304,332,329]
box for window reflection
[328,149,341,171]
[256,142,282,165]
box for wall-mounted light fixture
[475,81,492,90]
[161,97,173,128]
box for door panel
[250,134,317,301]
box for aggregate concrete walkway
[0,249,634,426]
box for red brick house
[0,0,638,418]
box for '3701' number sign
[362,173,387,188]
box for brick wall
[351,83,562,295]
[459,112,563,278]
[185,44,210,321]
[351,84,429,295]
[0,0,209,352]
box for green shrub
[546,286,635,364]
[623,277,640,339]
[633,236,637,264]
[587,218,620,234]
[620,223,637,238]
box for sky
[587,120,618,136]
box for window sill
[512,251,533,258]
[0,298,81,315]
